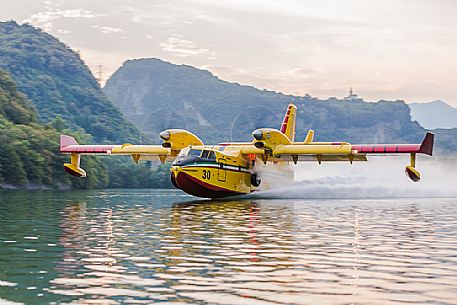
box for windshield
[188,149,202,157]
[208,151,216,160]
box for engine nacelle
[160,129,204,151]
[252,128,292,151]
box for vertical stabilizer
[304,130,314,143]
[280,103,297,141]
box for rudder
[280,103,297,141]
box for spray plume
[246,157,457,199]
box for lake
[0,189,456,304]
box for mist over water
[252,157,457,199]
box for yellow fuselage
[170,145,256,198]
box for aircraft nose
[170,170,181,189]
[252,129,263,140]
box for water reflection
[0,190,456,304]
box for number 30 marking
[202,170,211,180]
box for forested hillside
[0,21,175,190]
[0,70,171,189]
[105,58,426,145]
[0,70,108,189]
[0,21,141,143]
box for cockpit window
[188,149,202,157]
[201,150,209,159]
[208,151,216,160]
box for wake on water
[242,156,457,199]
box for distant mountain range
[409,100,457,129]
[104,58,426,145]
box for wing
[60,135,172,177]
[239,143,367,163]
[269,132,433,162]
[240,130,434,182]
[60,129,206,178]
[223,103,433,183]
[351,132,434,156]
[242,130,433,159]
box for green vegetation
[0,69,172,189]
[0,21,174,190]
[0,21,141,143]
[0,69,103,188]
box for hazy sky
[1,0,457,105]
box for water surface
[0,189,456,304]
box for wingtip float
[60,104,434,198]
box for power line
[96,63,104,85]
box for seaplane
[60,104,434,198]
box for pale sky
[1,0,457,105]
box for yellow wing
[112,145,173,163]
[239,143,367,164]
[241,128,432,162]
[60,129,206,177]
[238,128,433,181]
[60,135,173,177]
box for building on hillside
[344,87,363,101]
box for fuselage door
[218,159,227,182]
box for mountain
[0,21,141,143]
[430,128,457,155]
[104,58,425,145]
[409,100,457,129]
[0,68,172,190]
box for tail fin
[280,103,297,141]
